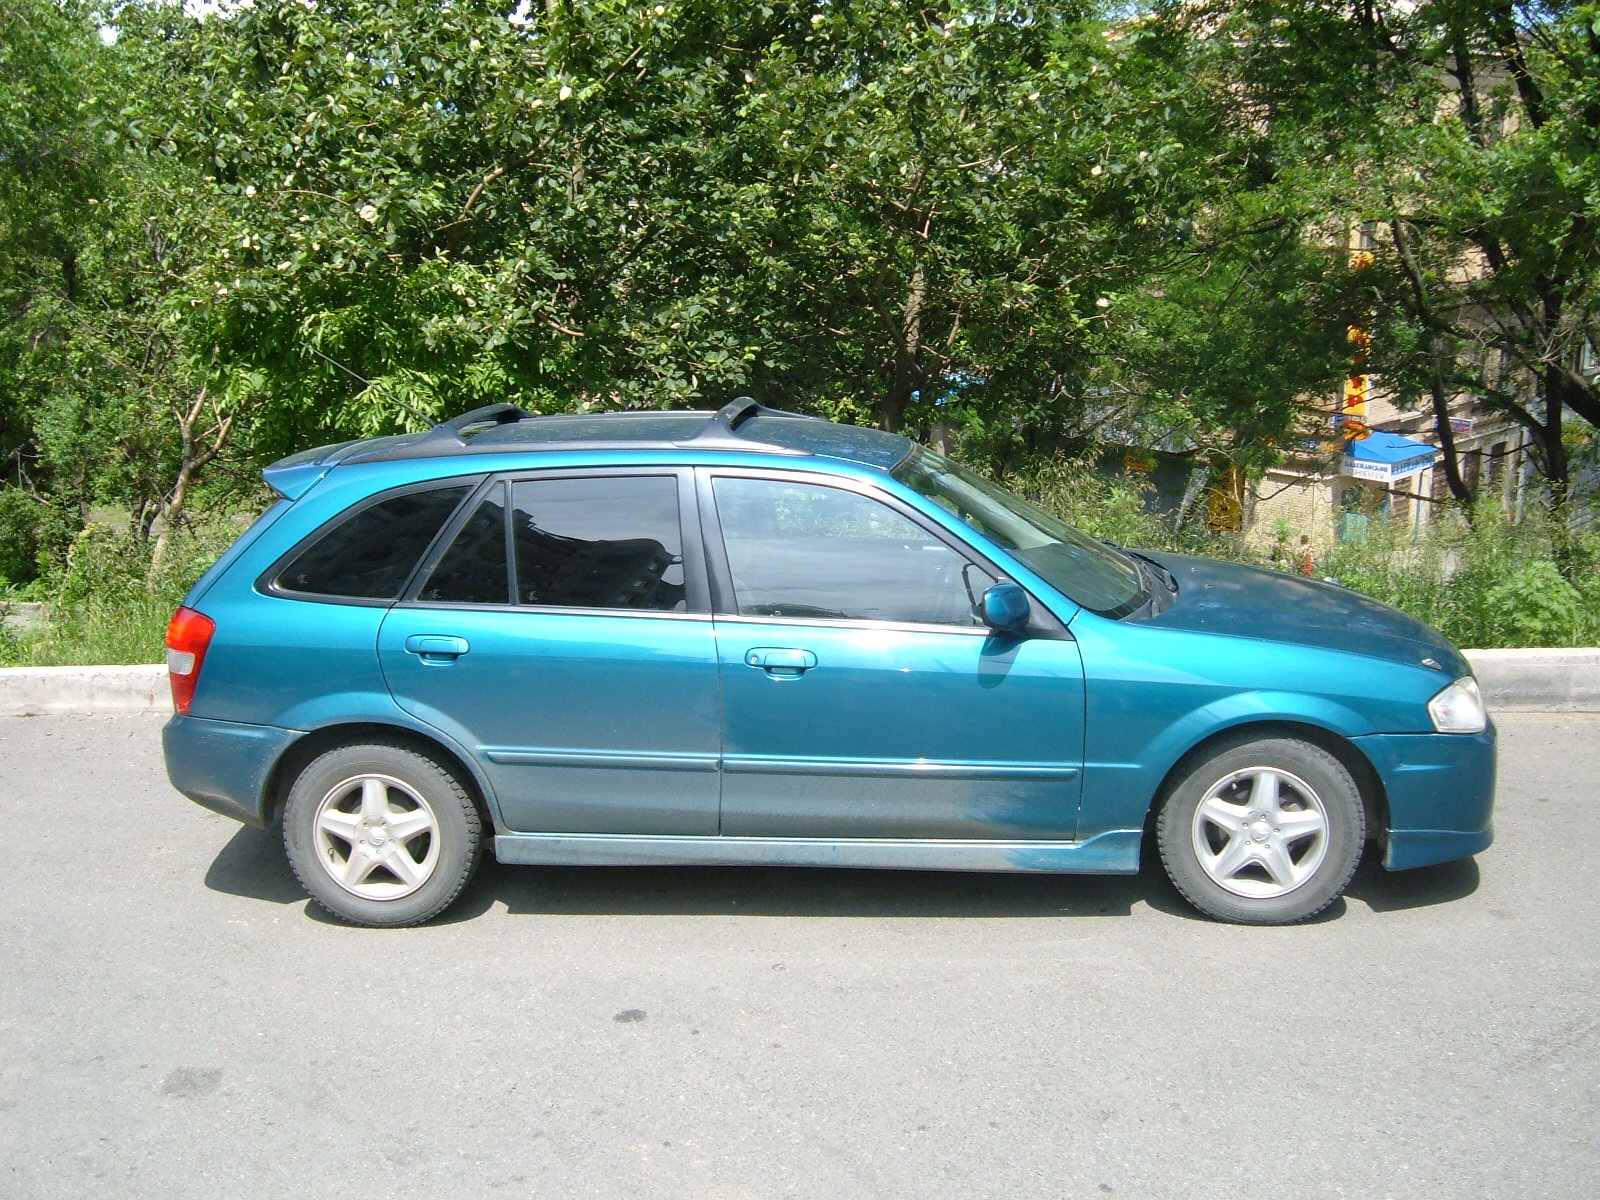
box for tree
[113,0,795,449]
[706,3,1243,447]
[0,0,120,579]
[1174,0,1600,526]
[113,0,1257,453]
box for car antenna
[304,344,441,429]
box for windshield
[894,446,1148,618]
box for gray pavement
[1,712,1597,1199]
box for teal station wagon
[163,400,1495,926]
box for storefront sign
[1340,453,1435,484]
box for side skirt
[493,830,1143,874]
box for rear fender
[271,691,502,825]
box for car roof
[267,399,913,482]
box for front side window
[418,475,687,612]
[712,476,985,627]
[276,485,471,600]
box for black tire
[1156,736,1364,925]
[283,740,483,927]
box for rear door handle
[404,634,470,663]
[744,647,817,677]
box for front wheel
[283,741,483,927]
[1156,737,1365,925]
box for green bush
[0,514,244,666]
[1002,453,1250,560]
[999,455,1599,648]
[1480,560,1589,646]
[1315,502,1598,648]
[0,487,73,591]
[52,523,152,608]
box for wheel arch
[1148,719,1389,850]
[265,722,495,830]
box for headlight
[1429,676,1487,734]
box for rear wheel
[283,741,483,927]
[1156,737,1364,925]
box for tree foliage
[0,0,1594,591]
[113,1,1239,448]
[1174,0,1600,514]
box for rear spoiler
[261,442,358,500]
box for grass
[1010,456,1600,649]
[1,594,178,666]
[0,516,242,668]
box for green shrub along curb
[0,651,1595,718]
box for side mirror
[979,582,1030,635]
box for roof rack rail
[338,402,533,463]
[685,396,818,449]
[404,402,533,452]
[448,402,534,431]
[339,397,826,464]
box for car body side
[164,443,1494,874]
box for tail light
[165,606,216,716]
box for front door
[704,472,1086,841]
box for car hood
[1137,551,1471,677]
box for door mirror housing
[979,582,1030,635]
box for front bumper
[163,715,304,827]
[1353,727,1497,870]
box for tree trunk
[1539,364,1574,576]
[147,389,230,590]
[148,473,190,588]
[1425,363,1474,512]
[883,259,927,434]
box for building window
[1488,442,1508,491]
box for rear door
[378,469,722,834]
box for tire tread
[1156,736,1364,925]
[283,738,483,928]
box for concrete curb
[0,650,1595,718]
[0,665,168,717]
[1462,647,1600,713]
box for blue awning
[1347,431,1437,465]
[1341,431,1438,483]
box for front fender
[1080,688,1382,839]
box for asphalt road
[2,712,1597,1200]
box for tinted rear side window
[511,476,686,611]
[420,488,510,604]
[276,485,471,600]
[416,474,688,612]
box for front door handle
[404,634,470,663]
[744,647,817,677]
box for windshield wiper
[1126,550,1178,596]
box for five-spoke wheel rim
[312,773,441,901]
[1190,766,1330,899]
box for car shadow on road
[199,824,1193,920]
[1344,856,1480,913]
[451,858,1199,922]
[201,825,1478,924]
[204,824,305,905]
